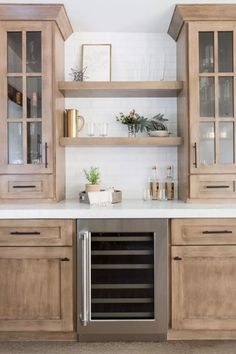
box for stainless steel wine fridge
[77,219,168,341]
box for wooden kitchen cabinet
[168,5,236,202]
[0,219,75,338]
[0,5,73,201]
[170,218,236,339]
[0,247,73,332]
[172,245,236,331]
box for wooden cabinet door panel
[0,247,73,331]
[172,245,236,330]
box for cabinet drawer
[0,175,54,199]
[172,219,236,245]
[190,175,236,199]
[0,220,74,246]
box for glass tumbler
[99,122,108,137]
[87,122,95,136]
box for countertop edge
[0,199,234,219]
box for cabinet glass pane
[199,77,215,117]
[26,32,41,73]
[8,77,23,119]
[219,122,234,164]
[8,123,23,164]
[27,122,42,164]
[7,32,22,73]
[27,77,42,118]
[218,32,233,73]
[199,32,214,73]
[219,77,234,117]
[199,122,215,165]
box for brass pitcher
[65,109,85,137]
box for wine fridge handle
[79,230,90,327]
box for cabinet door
[188,21,236,174]
[0,247,73,332]
[172,245,236,330]
[0,21,53,174]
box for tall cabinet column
[0,4,73,201]
[169,5,236,202]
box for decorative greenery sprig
[84,167,100,185]
[145,114,168,131]
[70,66,88,81]
[116,110,168,133]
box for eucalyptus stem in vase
[116,109,168,137]
[116,109,139,137]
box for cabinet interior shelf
[58,81,183,98]
[60,137,183,147]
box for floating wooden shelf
[58,81,183,98]
[60,137,183,147]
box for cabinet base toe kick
[168,330,236,341]
[0,332,77,342]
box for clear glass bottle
[165,165,175,200]
[149,165,160,200]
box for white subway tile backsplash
[65,32,177,199]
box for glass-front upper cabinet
[189,22,236,174]
[0,22,52,174]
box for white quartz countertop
[0,199,236,219]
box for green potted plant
[84,166,100,192]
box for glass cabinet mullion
[213,31,218,74]
[22,31,26,75]
[214,36,219,165]
[234,76,236,165]
[215,120,219,165]
[22,120,27,164]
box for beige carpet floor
[0,341,236,354]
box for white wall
[64,32,177,199]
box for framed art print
[82,44,112,81]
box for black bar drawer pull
[173,256,182,261]
[13,185,36,189]
[61,257,70,262]
[205,185,230,189]
[202,230,233,235]
[10,231,41,235]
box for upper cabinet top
[168,4,236,41]
[0,4,73,40]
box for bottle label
[165,182,175,200]
[151,181,159,200]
